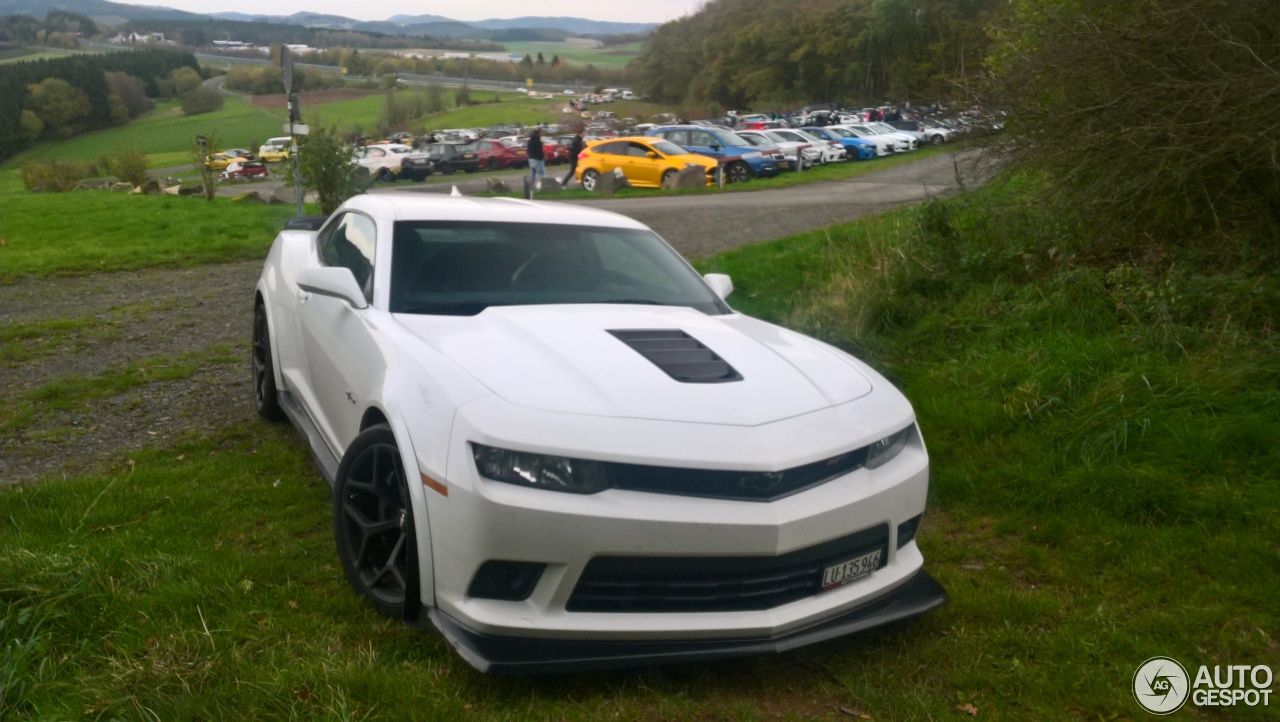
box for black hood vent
[608,329,743,383]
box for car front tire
[726,161,751,184]
[333,425,419,619]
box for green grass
[1,172,1276,720]
[500,41,642,68]
[0,192,299,281]
[6,98,284,171]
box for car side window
[689,131,717,147]
[318,212,377,301]
[659,130,688,147]
[627,142,653,157]
[595,141,626,155]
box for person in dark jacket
[562,128,585,186]
[526,129,546,189]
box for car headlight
[472,443,610,494]
[864,426,912,470]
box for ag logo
[1134,657,1190,715]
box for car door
[624,141,662,186]
[590,141,627,175]
[298,211,382,452]
[685,130,725,161]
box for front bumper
[427,569,946,675]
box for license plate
[821,549,882,590]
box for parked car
[353,145,406,181]
[219,159,269,181]
[888,119,952,146]
[251,193,945,674]
[421,143,481,175]
[224,148,256,160]
[203,152,240,170]
[799,127,878,161]
[257,137,293,163]
[541,138,571,165]
[462,138,528,171]
[736,129,819,170]
[397,150,436,181]
[841,124,917,153]
[775,128,847,164]
[647,125,781,183]
[576,136,718,190]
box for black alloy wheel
[376,168,393,182]
[333,425,418,618]
[726,162,752,184]
[252,303,285,422]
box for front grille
[567,524,889,613]
[606,444,868,501]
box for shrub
[20,159,92,192]
[179,86,224,115]
[291,126,369,214]
[103,146,148,187]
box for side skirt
[278,390,340,486]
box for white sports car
[252,194,946,674]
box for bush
[179,86,224,115]
[101,146,148,187]
[20,159,92,192]
[291,126,369,214]
[989,0,1280,256]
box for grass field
[7,98,284,171]
[500,41,643,68]
[0,172,1275,720]
[0,192,298,280]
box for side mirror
[709,143,721,151]
[646,151,659,159]
[297,267,369,309]
[703,273,734,300]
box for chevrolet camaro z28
[251,193,946,674]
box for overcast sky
[121,0,705,23]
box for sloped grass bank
[700,174,1280,716]
[0,192,299,281]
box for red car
[220,160,269,181]
[541,139,571,165]
[467,138,528,171]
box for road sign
[526,77,533,87]
[281,45,294,95]
[284,123,309,135]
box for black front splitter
[427,570,947,675]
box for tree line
[630,0,998,110]
[0,49,198,159]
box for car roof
[341,194,649,230]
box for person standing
[562,128,584,186]
[526,128,546,190]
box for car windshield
[389,222,729,316]
[738,134,769,147]
[649,140,687,156]
[713,130,754,147]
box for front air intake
[608,329,742,383]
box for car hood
[393,305,873,426]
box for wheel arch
[254,288,286,394]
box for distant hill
[470,16,656,35]
[0,0,198,20]
[1,1,658,38]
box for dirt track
[0,148,995,484]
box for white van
[620,90,635,100]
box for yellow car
[575,136,718,190]
[203,152,238,170]
[257,137,292,163]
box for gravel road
[0,148,995,484]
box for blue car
[800,127,877,161]
[647,125,781,183]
